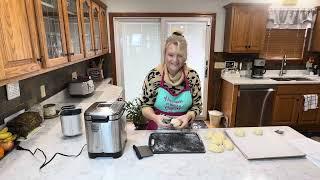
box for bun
[172,31,184,37]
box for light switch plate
[6,82,20,100]
[40,85,46,98]
[72,72,78,80]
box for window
[260,29,307,60]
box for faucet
[279,54,287,76]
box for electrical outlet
[72,72,78,79]
[40,85,46,98]
[6,81,20,100]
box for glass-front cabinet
[81,0,95,57]
[92,2,102,55]
[62,0,84,61]
[100,8,108,53]
[36,0,68,67]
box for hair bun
[172,31,184,37]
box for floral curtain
[267,8,317,29]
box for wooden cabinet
[62,0,85,61]
[35,0,69,68]
[224,3,268,53]
[100,7,109,53]
[91,2,102,55]
[80,0,95,57]
[272,95,300,125]
[0,0,42,80]
[311,6,320,52]
[272,85,320,126]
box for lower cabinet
[272,95,300,125]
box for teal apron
[146,71,192,130]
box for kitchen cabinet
[35,0,69,67]
[223,3,269,53]
[91,2,102,55]
[62,0,85,61]
[0,0,42,80]
[100,8,109,53]
[311,6,320,52]
[272,95,300,125]
[81,0,95,57]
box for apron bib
[146,71,192,130]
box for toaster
[68,77,95,96]
[84,101,127,159]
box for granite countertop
[1,79,320,180]
[222,70,320,85]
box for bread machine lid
[84,101,125,122]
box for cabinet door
[0,0,42,80]
[100,8,108,53]
[272,95,299,125]
[311,8,320,52]
[35,0,68,68]
[92,2,102,55]
[298,95,320,125]
[81,0,95,57]
[62,0,84,61]
[231,6,251,52]
[247,8,267,52]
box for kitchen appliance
[84,101,127,159]
[68,76,95,96]
[251,59,266,79]
[235,85,276,127]
[59,105,83,137]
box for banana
[0,132,12,140]
[1,134,17,143]
[0,127,8,134]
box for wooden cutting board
[225,127,306,160]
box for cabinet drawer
[277,85,320,95]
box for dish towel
[304,94,318,111]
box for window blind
[261,29,307,60]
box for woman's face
[165,43,185,75]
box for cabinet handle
[94,48,98,51]
[245,45,248,48]
[36,57,43,63]
[248,45,251,48]
[69,52,75,56]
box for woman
[141,32,202,130]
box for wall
[103,0,320,52]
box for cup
[208,110,223,128]
[43,104,57,117]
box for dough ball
[205,131,215,140]
[215,132,226,140]
[234,129,245,137]
[223,139,234,151]
[170,118,182,128]
[253,128,263,136]
[211,135,223,145]
[208,144,224,153]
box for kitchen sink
[270,77,314,81]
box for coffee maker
[251,59,266,79]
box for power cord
[16,144,87,170]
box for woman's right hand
[154,115,171,128]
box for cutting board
[225,128,306,160]
[148,132,206,154]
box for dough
[253,128,263,136]
[215,132,226,140]
[170,118,182,128]
[205,131,215,140]
[211,135,223,145]
[223,139,234,151]
[234,129,245,137]
[208,143,224,153]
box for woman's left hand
[175,114,192,129]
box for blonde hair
[164,32,188,61]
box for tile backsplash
[0,57,109,125]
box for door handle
[205,60,208,78]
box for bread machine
[84,101,127,159]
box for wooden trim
[108,12,216,86]
[26,0,41,60]
[91,0,107,9]
[80,0,95,58]
[0,53,107,87]
[224,3,270,9]
[100,8,108,52]
[92,2,102,54]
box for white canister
[43,104,57,117]
[59,108,82,136]
[208,110,224,128]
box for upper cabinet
[311,6,320,52]
[224,3,269,53]
[35,0,68,67]
[62,0,85,61]
[0,0,42,80]
[100,8,109,53]
[92,2,102,55]
[81,0,95,58]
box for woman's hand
[175,114,192,129]
[154,115,171,128]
